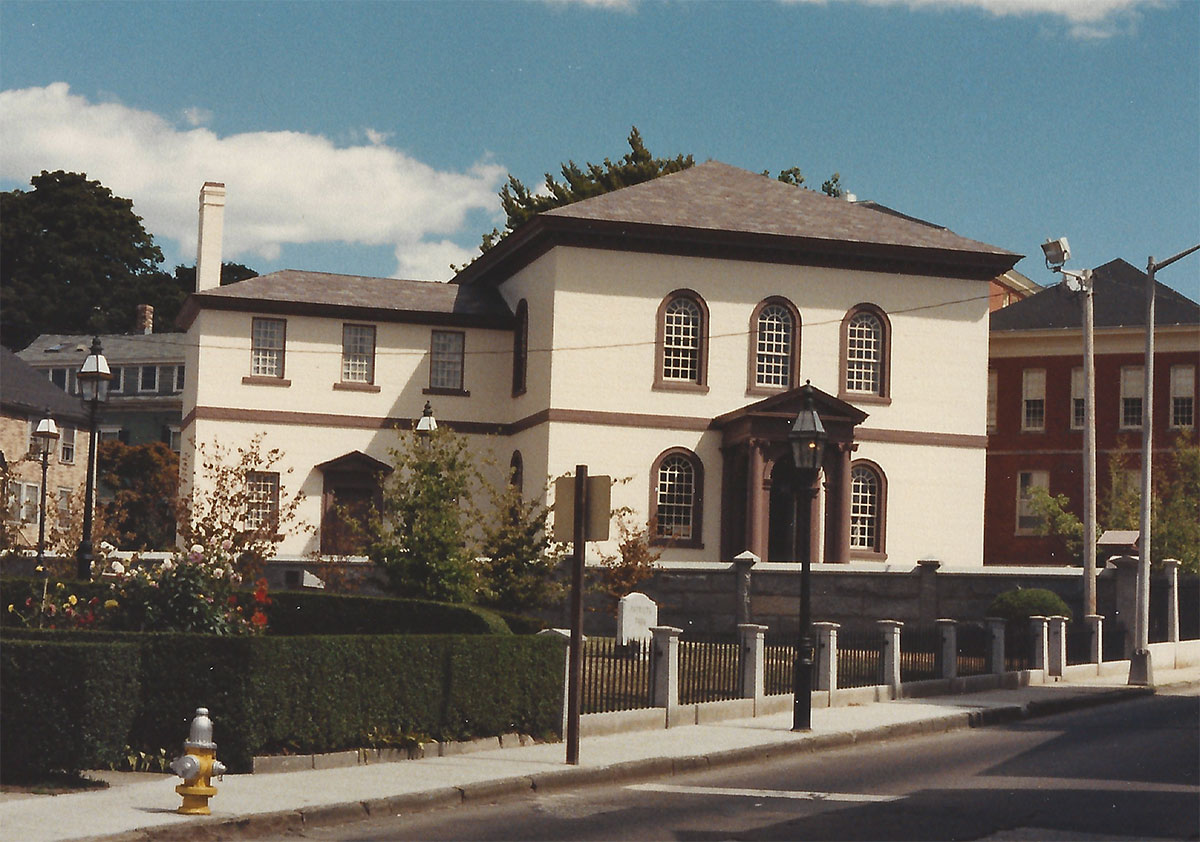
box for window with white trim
[1170,365,1194,428]
[850,465,880,551]
[1016,470,1049,535]
[845,311,883,394]
[168,426,182,454]
[245,471,280,532]
[17,482,39,523]
[986,370,998,433]
[173,365,185,393]
[57,487,71,517]
[1120,366,1144,429]
[60,426,76,463]
[1021,369,1046,431]
[653,451,700,543]
[251,318,286,378]
[341,324,376,384]
[429,330,465,391]
[1070,367,1085,430]
[137,364,157,393]
[754,303,794,389]
[662,297,702,382]
[109,366,125,394]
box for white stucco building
[179,164,1019,566]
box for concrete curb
[79,684,1162,842]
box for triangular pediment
[315,450,393,475]
[713,382,869,429]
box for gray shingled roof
[18,333,186,366]
[186,270,513,325]
[1,347,89,424]
[545,161,1018,258]
[990,258,1200,331]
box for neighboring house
[989,269,1041,312]
[18,310,187,452]
[985,258,1199,565]
[0,347,91,550]
[180,164,1019,565]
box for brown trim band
[187,405,507,436]
[856,428,987,448]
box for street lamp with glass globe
[32,412,60,570]
[76,337,112,579]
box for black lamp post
[415,400,438,435]
[788,383,827,731]
[33,411,60,570]
[76,337,111,580]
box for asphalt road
[288,686,1199,842]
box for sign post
[554,467,610,765]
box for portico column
[834,442,853,564]
[745,439,767,561]
[808,470,822,566]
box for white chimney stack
[196,182,226,293]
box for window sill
[242,376,292,387]
[849,550,887,561]
[746,385,788,398]
[1019,428,1046,434]
[333,381,381,393]
[838,391,891,406]
[653,381,709,394]
[423,387,471,397]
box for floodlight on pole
[1041,237,1097,617]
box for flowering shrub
[5,544,270,635]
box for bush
[987,588,1073,623]
[0,628,562,773]
[263,591,511,635]
[1,640,141,777]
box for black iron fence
[900,625,940,683]
[764,635,798,697]
[678,634,742,705]
[837,626,883,688]
[1004,621,1033,672]
[581,637,652,714]
[957,623,991,677]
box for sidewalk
[4,666,1197,842]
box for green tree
[172,262,259,290]
[477,127,695,253]
[95,440,180,551]
[367,427,482,603]
[0,171,187,350]
[477,475,564,613]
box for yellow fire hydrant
[169,707,227,815]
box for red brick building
[985,258,1199,565]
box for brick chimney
[135,304,154,334]
[196,182,226,293]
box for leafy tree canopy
[96,440,180,552]
[172,261,259,290]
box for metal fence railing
[763,635,797,697]
[837,626,882,689]
[678,634,741,705]
[900,625,940,683]
[957,623,991,677]
[1004,622,1033,672]
[581,637,652,714]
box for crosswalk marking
[626,783,903,803]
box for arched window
[512,299,528,397]
[509,450,524,494]
[650,448,704,547]
[840,304,891,402]
[849,460,887,557]
[749,297,800,393]
[655,290,708,390]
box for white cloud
[787,0,1165,37]
[0,83,506,280]
[181,106,213,127]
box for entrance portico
[715,385,868,563]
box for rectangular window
[99,426,123,443]
[251,318,287,378]
[19,482,39,523]
[26,419,38,456]
[168,426,182,453]
[986,370,998,433]
[60,426,76,463]
[1021,369,1045,431]
[429,330,465,391]
[1170,365,1195,428]
[49,367,67,390]
[139,364,158,393]
[1120,366,1144,429]
[342,324,376,384]
[1070,367,1085,430]
[57,487,71,517]
[245,471,280,532]
[1016,470,1049,535]
[174,365,185,393]
[109,366,124,394]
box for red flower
[227,595,239,607]
[253,578,272,606]
[251,610,268,628]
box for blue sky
[1,0,1197,295]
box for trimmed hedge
[988,588,1073,623]
[1,639,141,777]
[0,628,563,774]
[264,591,512,636]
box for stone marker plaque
[617,592,658,647]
